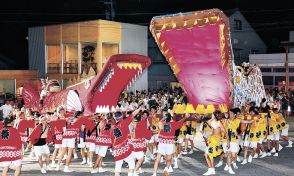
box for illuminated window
[63,44,78,74]
[47,45,61,74]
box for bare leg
[226,152,232,167]
[57,147,67,165]
[45,154,50,166]
[93,156,103,169]
[204,153,212,168]
[66,148,74,166]
[14,166,22,176]
[243,147,248,160]
[135,157,145,172]
[2,166,9,176]
[38,155,43,168]
[165,155,172,169]
[153,153,162,174]
[51,148,58,163]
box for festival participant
[0,117,22,176]
[91,114,112,174]
[85,115,99,167]
[267,108,281,156]
[49,107,67,168]
[0,100,13,118]
[152,111,187,176]
[215,111,235,175]
[178,122,187,155]
[75,114,95,166]
[55,111,81,172]
[185,115,197,154]
[28,115,54,174]
[130,112,153,176]
[255,112,267,158]
[148,106,161,160]
[274,108,293,147]
[241,109,259,165]
[202,111,229,176]
[15,111,35,152]
[111,107,142,176]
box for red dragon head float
[150,8,234,108]
[23,54,151,115]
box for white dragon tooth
[101,105,106,113]
[96,106,101,113]
[111,106,116,112]
[106,105,110,113]
[117,63,123,69]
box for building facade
[249,53,294,88]
[228,10,267,65]
[28,20,148,91]
[249,31,294,89]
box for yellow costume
[179,125,187,139]
[258,115,267,139]
[206,135,223,160]
[275,113,289,130]
[229,118,241,142]
[151,114,160,133]
[268,113,279,135]
[186,121,197,135]
[248,116,261,142]
[221,119,229,144]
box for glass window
[0,80,15,99]
[63,44,78,74]
[275,76,285,85]
[260,68,272,72]
[47,45,61,74]
[102,43,119,67]
[81,43,97,74]
[290,76,294,82]
[234,20,242,30]
[273,68,286,72]
[263,76,273,85]
[289,68,294,72]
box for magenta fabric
[159,21,231,107]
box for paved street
[2,117,294,176]
[1,139,293,176]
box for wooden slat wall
[62,23,78,43]
[80,21,98,43]
[45,25,61,44]
[0,70,38,79]
[98,20,121,42]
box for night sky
[1,0,294,69]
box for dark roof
[224,8,240,17]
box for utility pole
[101,0,115,20]
[280,41,294,93]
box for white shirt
[0,104,12,117]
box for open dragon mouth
[91,62,145,113]
[150,9,233,108]
[77,54,151,114]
